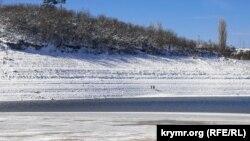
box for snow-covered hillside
[0,43,250,101]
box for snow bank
[0,46,250,101]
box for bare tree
[156,22,165,48]
[218,19,227,53]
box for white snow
[0,45,250,101]
[0,112,250,141]
[237,48,250,53]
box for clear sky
[3,0,250,48]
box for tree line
[0,2,249,59]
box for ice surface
[0,112,250,141]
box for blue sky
[3,0,250,48]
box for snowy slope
[0,43,250,101]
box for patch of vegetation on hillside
[0,4,248,59]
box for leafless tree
[218,19,227,53]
